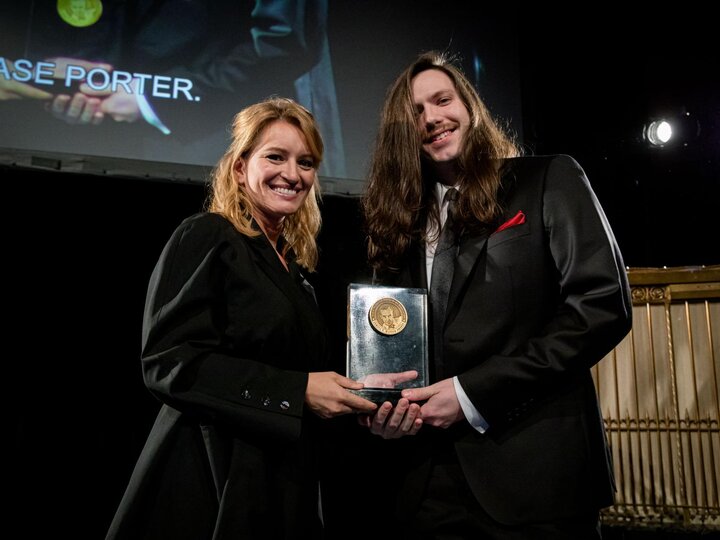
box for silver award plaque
[347,284,428,404]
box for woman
[106,97,377,540]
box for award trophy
[346,284,428,404]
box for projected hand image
[0,56,144,127]
[0,59,53,101]
[42,57,142,126]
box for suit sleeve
[150,0,327,100]
[140,214,309,443]
[458,155,632,428]
[140,1,328,133]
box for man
[327,51,632,539]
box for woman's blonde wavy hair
[205,97,323,271]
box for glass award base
[350,388,403,406]
[346,284,429,407]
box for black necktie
[430,188,458,378]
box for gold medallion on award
[368,297,408,336]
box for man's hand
[401,378,464,429]
[358,397,422,439]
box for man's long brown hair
[363,51,520,275]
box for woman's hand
[306,372,378,419]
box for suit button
[241,389,251,400]
[281,400,290,410]
[262,397,271,406]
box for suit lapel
[405,234,488,328]
[404,234,488,313]
[446,232,488,323]
[444,160,518,321]
[247,233,310,308]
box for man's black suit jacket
[379,155,632,525]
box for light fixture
[643,110,701,149]
[644,120,673,146]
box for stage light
[644,119,673,146]
[643,110,702,150]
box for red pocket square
[494,211,526,233]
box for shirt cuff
[453,376,488,434]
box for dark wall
[518,11,719,267]
[7,167,205,536]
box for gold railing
[593,265,720,530]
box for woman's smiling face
[234,119,317,231]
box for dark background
[7,9,718,539]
